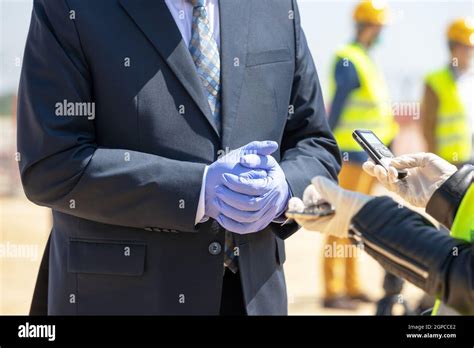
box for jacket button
[208,242,222,255]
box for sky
[0,0,473,102]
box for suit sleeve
[17,0,205,232]
[273,0,341,239]
[280,0,341,201]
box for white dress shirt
[165,0,220,224]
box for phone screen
[360,132,380,145]
[353,129,408,179]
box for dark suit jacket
[18,0,341,315]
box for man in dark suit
[18,0,340,315]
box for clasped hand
[205,141,289,234]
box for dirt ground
[0,191,425,315]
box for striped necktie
[188,0,238,273]
[188,0,222,132]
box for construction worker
[323,0,398,309]
[421,18,474,165]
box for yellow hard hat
[447,18,474,47]
[353,0,389,25]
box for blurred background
[0,0,472,315]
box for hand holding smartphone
[352,129,407,179]
[286,129,402,220]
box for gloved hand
[205,141,278,223]
[214,152,290,234]
[362,152,457,208]
[288,176,372,238]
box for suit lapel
[219,0,251,145]
[118,0,220,137]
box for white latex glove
[362,152,457,208]
[287,176,372,238]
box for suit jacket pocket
[246,48,291,67]
[68,239,146,276]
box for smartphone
[352,129,407,179]
[286,201,335,220]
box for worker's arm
[420,83,439,153]
[327,58,360,130]
[426,164,474,229]
[352,196,474,315]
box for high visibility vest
[425,67,472,163]
[433,184,474,315]
[330,43,398,151]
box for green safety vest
[425,67,472,163]
[330,43,398,151]
[433,184,474,315]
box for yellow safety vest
[330,43,398,151]
[433,184,474,315]
[425,67,472,163]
